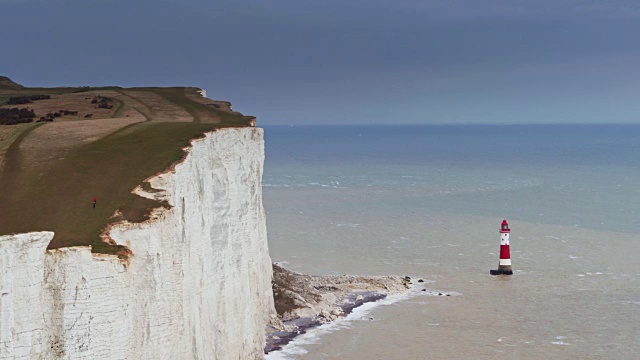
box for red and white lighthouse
[490,219,513,275]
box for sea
[262,124,640,359]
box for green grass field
[146,87,247,124]
[0,77,252,255]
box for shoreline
[265,291,387,354]
[265,264,415,355]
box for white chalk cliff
[0,127,274,359]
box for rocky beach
[265,264,413,354]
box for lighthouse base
[490,265,513,276]
[490,269,513,275]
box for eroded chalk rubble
[266,264,410,353]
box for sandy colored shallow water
[266,191,640,359]
[263,125,640,359]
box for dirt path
[110,98,126,118]
[113,89,154,121]
[0,123,44,216]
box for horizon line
[259,122,640,127]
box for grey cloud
[1,0,639,124]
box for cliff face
[0,127,274,359]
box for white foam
[263,183,301,188]
[618,300,640,305]
[265,291,417,360]
[335,223,360,228]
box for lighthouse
[490,219,513,275]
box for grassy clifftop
[0,77,256,256]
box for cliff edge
[0,128,274,359]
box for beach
[265,264,414,354]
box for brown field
[118,89,193,122]
[1,91,118,120]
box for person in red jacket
[93,197,97,208]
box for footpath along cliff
[0,128,275,359]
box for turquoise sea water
[263,125,640,359]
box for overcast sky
[1,0,639,124]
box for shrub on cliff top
[0,108,35,125]
[7,94,51,105]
